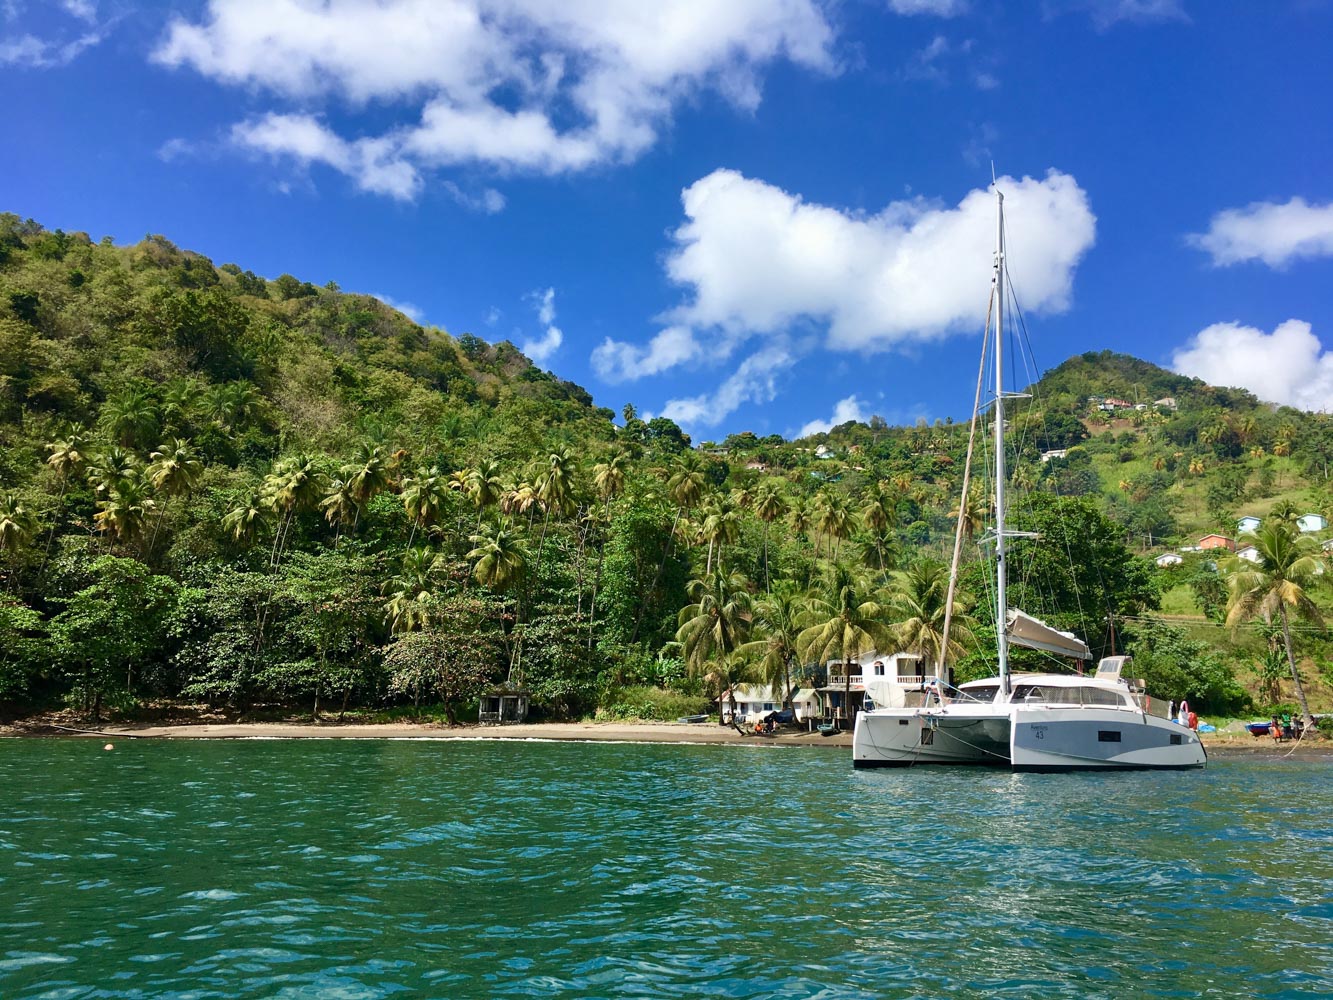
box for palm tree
[345,443,392,530]
[592,449,629,512]
[740,582,805,708]
[319,476,359,545]
[468,520,530,593]
[466,457,505,525]
[754,481,788,592]
[147,437,203,553]
[94,476,156,551]
[384,546,447,633]
[42,429,89,569]
[948,487,988,546]
[88,447,140,497]
[1225,521,1321,728]
[699,496,741,576]
[798,565,893,730]
[102,388,159,449]
[401,466,450,547]
[262,455,325,567]
[222,491,270,545]
[675,567,754,723]
[467,520,531,682]
[886,558,976,674]
[814,489,853,561]
[0,493,37,590]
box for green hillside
[1,215,1328,724]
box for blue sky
[5,1,1333,441]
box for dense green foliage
[1,215,1329,722]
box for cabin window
[1170,734,1182,745]
[921,727,934,745]
[1097,730,1122,743]
[899,719,909,725]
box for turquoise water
[1,739,1330,999]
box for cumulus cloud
[231,113,423,200]
[594,168,1095,429]
[154,0,835,197]
[660,342,796,427]
[1187,197,1333,269]
[667,167,1093,354]
[1171,319,1333,411]
[798,396,870,438]
[591,326,703,382]
[521,287,563,365]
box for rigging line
[940,290,994,677]
[1004,266,1095,643]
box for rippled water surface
[1,739,1330,998]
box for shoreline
[3,718,1331,757]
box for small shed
[479,686,529,724]
[1297,513,1327,533]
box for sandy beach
[3,716,1330,758]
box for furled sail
[1005,609,1091,660]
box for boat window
[1170,734,1182,745]
[959,685,999,703]
[1097,730,1122,742]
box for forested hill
[1,214,1329,723]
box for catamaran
[852,184,1206,771]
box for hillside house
[1154,397,1178,410]
[1237,545,1261,564]
[1155,553,1183,568]
[1198,534,1236,552]
[1237,515,1262,534]
[1040,449,1068,463]
[1297,513,1327,533]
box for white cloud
[521,287,563,365]
[591,325,703,382]
[1187,197,1333,269]
[1051,0,1188,29]
[1171,319,1333,411]
[231,113,422,200]
[0,29,100,67]
[593,168,1095,431]
[798,395,869,437]
[370,292,425,324]
[441,180,506,214]
[664,167,1094,354]
[155,0,835,197]
[60,0,96,22]
[888,0,967,14]
[660,342,796,427]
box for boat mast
[993,187,1011,696]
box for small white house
[1040,449,1068,463]
[1297,513,1327,533]
[1237,545,1261,564]
[791,688,820,723]
[1155,553,1183,568]
[720,683,783,722]
[1237,516,1262,534]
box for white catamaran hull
[853,706,1012,768]
[1009,708,1207,771]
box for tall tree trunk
[1278,603,1316,728]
